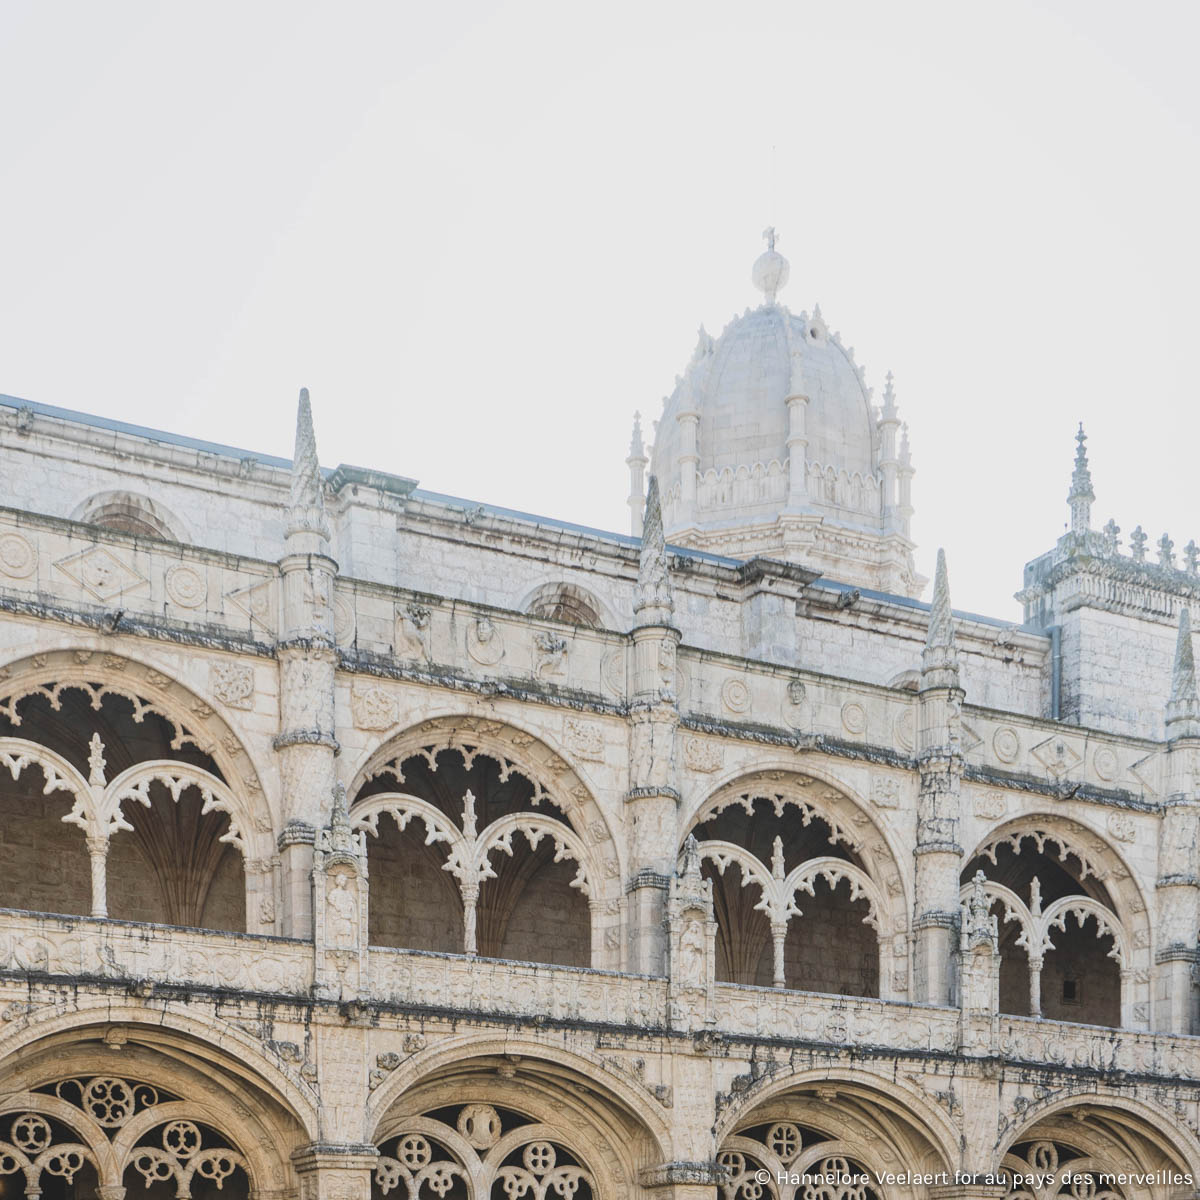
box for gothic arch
[965,813,1152,1027]
[715,1068,957,1172]
[0,1014,319,1196]
[683,762,910,998]
[0,648,277,932]
[349,713,622,968]
[716,1072,956,1200]
[996,1095,1200,1189]
[0,649,274,856]
[367,1036,673,1191]
[0,1003,320,1147]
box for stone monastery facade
[0,232,1198,1200]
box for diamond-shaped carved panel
[54,546,148,601]
[1031,734,1082,779]
[225,578,277,635]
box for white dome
[643,234,921,598]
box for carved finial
[771,836,785,881]
[751,228,789,306]
[462,789,478,842]
[921,548,960,690]
[634,475,674,627]
[880,371,898,420]
[1167,608,1200,739]
[1029,875,1042,917]
[964,869,997,946]
[1186,541,1199,575]
[628,412,646,460]
[1102,519,1121,556]
[899,423,912,465]
[680,834,702,881]
[1159,533,1176,570]
[87,733,107,786]
[288,388,330,542]
[691,324,713,363]
[1130,525,1148,562]
[1067,422,1094,536]
[327,781,356,854]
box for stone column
[675,406,700,529]
[914,550,964,1007]
[87,835,109,918]
[292,1147,379,1200]
[784,393,809,511]
[1157,608,1200,1033]
[275,389,339,940]
[627,477,682,976]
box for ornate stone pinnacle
[679,834,701,881]
[1159,533,1176,570]
[87,733,107,787]
[771,836,785,881]
[634,475,673,627]
[328,781,355,854]
[1067,422,1094,536]
[1130,525,1148,562]
[1167,608,1200,739]
[921,548,960,691]
[462,789,478,842]
[628,412,646,460]
[963,870,996,947]
[1101,519,1121,556]
[881,371,898,419]
[288,388,331,542]
[1186,540,1199,575]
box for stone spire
[627,412,649,537]
[288,388,330,543]
[751,227,789,306]
[634,476,674,626]
[921,549,960,691]
[1067,423,1094,536]
[1166,607,1200,739]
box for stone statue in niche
[327,869,358,949]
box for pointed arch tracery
[0,650,276,934]
[964,815,1149,1028]
[350,714,621,969]
[0,1075,253,1198]
[685,769,907,999]
[374,1108,596,1200]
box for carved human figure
[679,918,705,990]
[327,870,358,948]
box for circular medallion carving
[841,701,866,736]
[893,708,915,753]
[992,726,1020,764]
[467,617,504,665]
[1093,746,1119,781]
[164,564,206,608]
[457,1103,502,1149]
[721,677,752,714]
[0,532,36,579]
[333,595,355,646]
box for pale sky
[2,1,1198,619]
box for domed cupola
[631,229,922,599]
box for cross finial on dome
[752,228,789,306]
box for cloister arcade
[0,654,269,933]
[960,817,1146,1028]
[0,655,1157,1029]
